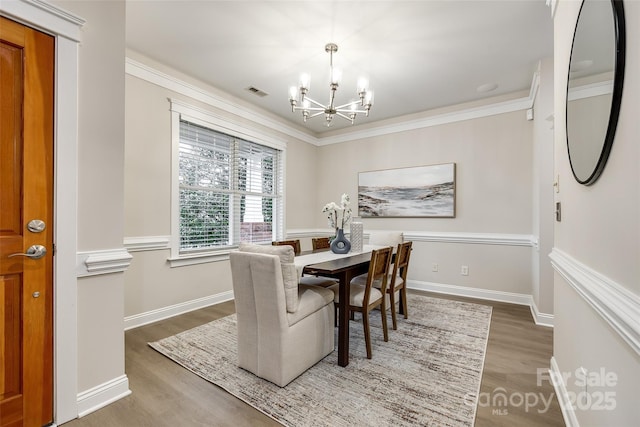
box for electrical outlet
[461,265,469,276]
[432,263,438,272]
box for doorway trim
[0,0,83,424]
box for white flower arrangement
[322,193,353,234]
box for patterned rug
[149,295,492,426]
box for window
[170,100,284,265]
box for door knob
[8,245,47,260]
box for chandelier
[288,43,374,127]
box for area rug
[149,294,492,426]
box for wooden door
[0,16,54,427]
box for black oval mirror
[566,0,625,185]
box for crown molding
[550,248,640,356]
[316,96,533,146]
[126,57,538,147]
[567,80,614,102]
[125,58,316,146]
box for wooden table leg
[337,271,351,367]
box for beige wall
[123,46,552,320]
[316,109,536,297]
[123,53,318,318]
[51,0,127,394]
[532,57,556,315]
[317,111,533,233]
[553,1,640,425]
[554,4,639,292]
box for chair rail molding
[123,235,170,252]
[77,248,133,277]
[403,231,535,247]
[288,229,535,247]
[549,248,640,356]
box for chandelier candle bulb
[357,77,369,93]
[299,73,310,91]
[331,67,342,85]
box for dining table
[294,245,384,367]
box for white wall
[552,1,640,425]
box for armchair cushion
[287,284,335,326]
[239,243,300,313]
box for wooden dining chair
[311,237,331,251]
[352,241,413,330]
[384,241,412,329]
[334,246,392,359]
[272,239,301,255]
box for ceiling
[126,1,554,135]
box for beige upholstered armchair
[229,244,335,387]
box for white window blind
[178,120,283,253]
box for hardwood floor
[63,291,564,427]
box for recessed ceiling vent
[245,86,269,97]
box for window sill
[167,250,231,268]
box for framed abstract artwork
[358,163,456,218]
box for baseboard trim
[530,299,554,327]
[550,248,640,356]
[550,357,580,427]
[124,291,234,330]
[77,375,131,418]
[408,280,554,327]
[409,279,532,306]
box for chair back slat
[363,246,393,306]
[272,239,301,255]
[391,241,413,284]
[312,237,331,250]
